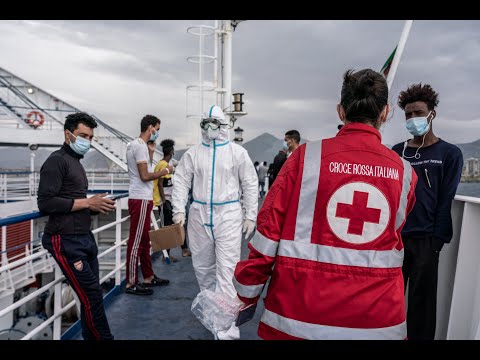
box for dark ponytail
[340,69,388,124]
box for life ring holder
[25,110,45,128]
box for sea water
[456,182,480,198]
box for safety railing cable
[90,114,133,144]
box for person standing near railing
[392,83,464,340]
[152,138,191,260]
[37,112,116,340]
[125,115,173,296]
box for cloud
[274,98,332,112]
[1,20,479,150]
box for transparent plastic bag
[191,289,243,334]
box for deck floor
[75,216,266,340]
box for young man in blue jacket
[392,83,463,340]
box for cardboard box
[149,223,185,253]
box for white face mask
[207,128,220,140]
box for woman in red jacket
[233,68,418,340]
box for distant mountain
[456,139,480,159]
[243,133,284,165]
[3,136,479,172]
[174,135,480,165]
[174,133,307,166]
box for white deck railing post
[0,192,130,339]
[3,174,7,203]
[1,225,7,267]
[53,264,63,340]
[115,198,122,286]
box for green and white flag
[380,46,397,78]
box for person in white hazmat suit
[172,105,258,340]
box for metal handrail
[0,194,130,340]
[0,211,43,227]
[0,240,41,255]
[454,194,480,205]
[0,268,62,318]
[0,249,48,273]
[0,172,130,203]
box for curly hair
[160,138,175,156]
[64,112,97,132]
[397,83,439,111]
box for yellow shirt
[153,160,172,206]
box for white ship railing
[0,194,129,340]
[0,171,130,202]
[436,194,480,340]
[1,192,479,340]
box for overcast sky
[1,20,479,149]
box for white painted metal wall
[436,195,480,339]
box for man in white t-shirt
[125,114,173,296]
[257,161,268,199]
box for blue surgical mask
[150,128,159,142]
[282,141,288,150]
[405,111,432,136]
[68,131,91,155]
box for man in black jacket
[392,83,463,340]
[270,149,287,186]
[38,112,116,340]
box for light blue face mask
[150,128,159,142]
[68,131,91,155]
[405,111,432,136]
[282,141,288,150]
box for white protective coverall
[172,105,258,340]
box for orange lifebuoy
[25,111,45,128]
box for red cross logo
[335,191,381,235]
[327,182,390,244]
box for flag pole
[386,20,414,90]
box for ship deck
[71,230,265,340]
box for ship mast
[186,20,246,146]
[386,20,414,90]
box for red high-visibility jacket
[233,123,418,340]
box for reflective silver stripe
[233,276,264,299]
[277,239,404,268]
[395,159,413,230]
[261,308,406,340]
[249,232,279,257]
[294,140,322,243]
